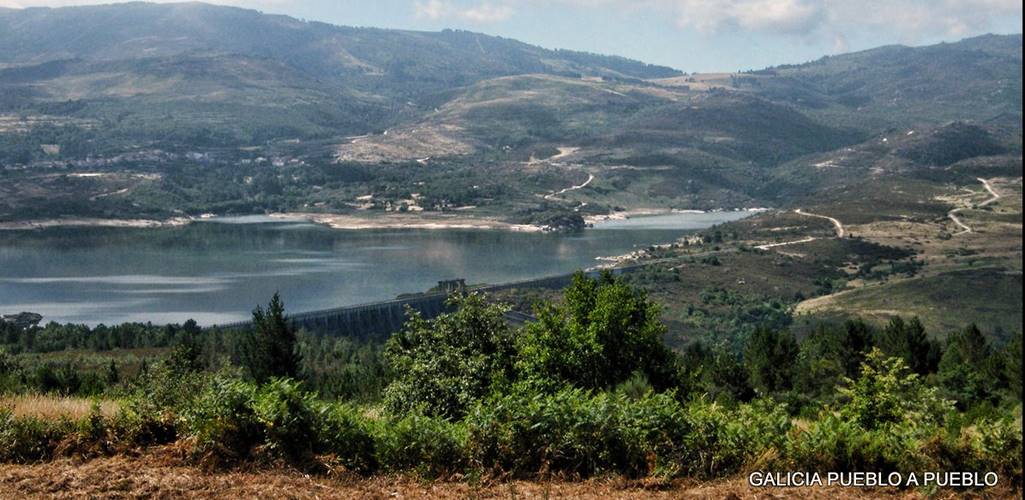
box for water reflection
[0,211,755,325]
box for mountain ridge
[0,2,1021,226]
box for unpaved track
[978,177,1001,206]
[948,208,973,235]
[755,236,817,250]
[544,173,594,200]
[794,208,845,238]
[555,173,594,195]
[948,178,1001,236]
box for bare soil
[1,452,1015,499]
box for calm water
[0,211,754,325]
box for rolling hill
[0,2,1021,224]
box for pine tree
[938,324,1002,409]
[105,360,119,386]
[243,293,302,383]
[744,327,798,394]
[840,319,875,378]
[1005,332,1023,402]
[877,316,940,375]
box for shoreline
[0,217,192,231]
[583,207,770,225]
[270,212,544,232]
[0,207,770,232]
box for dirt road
[948,177,1002,235]
[794,209,845,238]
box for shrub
[516,272,680,393]
[465,388,643,478]
[464,387,790,480]
[252,378,319,462]
[837,349,953,431]
[786,414,922,472]
[315,403,377,473]
[375,413,467,478]
[181,374,260,466]
[384,293,517,419]
[679,398,790,478]
[0,408,72,462]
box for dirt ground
[0,453,1017,499]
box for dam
[211,267,637,340]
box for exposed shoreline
[583,207,769,225]
[269,212,544,232]
[0,207,768,232]
[0,217,192,231]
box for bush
[679,398,790,478]
[252,378,319,462]
[516,272,681,393]
[837,349,952,430]
[786,414,923,472]
[375,413,467,478]
[181,374,260,466]
[0,408,71,462]
[465,388,643,478]
[384,293,517,419]
[315,403,377,473]
[464,388,790,480]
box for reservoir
[0,211,755,325]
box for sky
[1,0,1022,72]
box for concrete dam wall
[212,266,637,340]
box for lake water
[0,211,755,326]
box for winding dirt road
[755,236,817,250]
[545,173,594,200]
[794,208,845,238]
[948,177,1001,235]
[977,177,1001,207]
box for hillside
[665,34,1023,131]
[0,2,678,144]
[0,3,1021,228]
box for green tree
[243,293,302,384]
[699,341,755,402]
[794,324,846,398]
[837,349,952,430]
[840,319,875,378]
[167,325,204,375]
[516,272,680,392]
[743,328,798,394]
[1004,332,1023,402]
[383,293,517,418]
[105,360,119,386]
[876,317,940,375]
[938,324,1002,409]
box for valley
[0,3,1021,497]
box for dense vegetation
[1,274,1020,490]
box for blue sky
[3,0,1022,72]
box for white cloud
[415,0,514,23]
[666,0,823,35]
[631,0,1021,41]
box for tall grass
[0,394,119,420]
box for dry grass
[0,394,120,420]
[3,451,1014,499]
